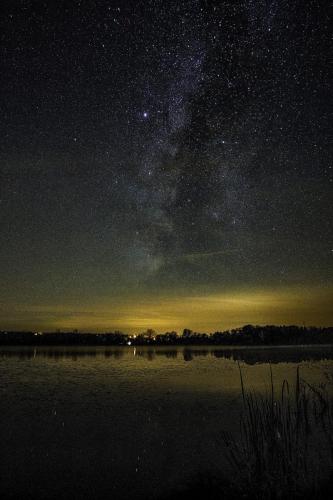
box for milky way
[0,1,332,331]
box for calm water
[0,345,332,499]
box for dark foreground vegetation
[160,368,333,500]
[1,325,333,346]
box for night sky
[1,0,332,332]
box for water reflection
[1,346,332,364]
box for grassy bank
[222,366,333,498]
[161,367,333,499]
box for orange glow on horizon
[1,285,332,333]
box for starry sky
[0,0,332,332]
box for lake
[0,345,332,499]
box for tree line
[0,325,332,346]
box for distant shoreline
[1,325,332,347]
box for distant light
[143,112,148,118]
[127,341,132,345]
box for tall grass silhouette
[222,365,333,499]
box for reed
[222,365,333,499]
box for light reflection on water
[1,344,333,363]
[0,345,332,499]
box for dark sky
[1,0,332,332]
